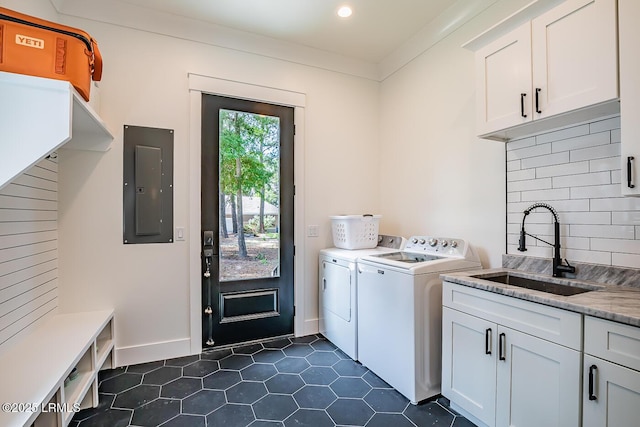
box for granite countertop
[441,268,640,328]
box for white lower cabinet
[582,316,640,426]
[442,282,582,427]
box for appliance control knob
[412,238,418,244]
[441,240,448,247]
[451,240,458,248]
[428,238,438,247]
[419,238,426,245]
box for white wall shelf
[0,71,113,191]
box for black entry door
[201,94,295,348]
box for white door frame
[188,73,306,354]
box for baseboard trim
[114,338,192,367]
[301,318,319,337]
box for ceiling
[94,0,456,63]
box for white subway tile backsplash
[507,160,521,172]
[507,200,589,214]
[507,143,551,161]
[553,171,611,188]
[589,156,619,172]
[612,253,640,268]
[536,124,589,145]
[521,152,570,169]
[591,197,640,212]
[570,143,620,162]
[506,136,536,151]
[591,238,640,255]
[552,131,610,153]
[570,184,620,199]
[521,188,570,201]
[507,169,536,182]
[570,224,635,239]
[560,211,611,225]
[507,192,521,203]
[589,116,620,133]
[537,161,589,178]
[612,128,621,144]
[507,119,638,268]
[612,212,640,225]
[563,249,612,265]
[509,178,552,192]
[612,170,622,184]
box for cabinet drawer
[443,282,582,350]
[585,316,640,371]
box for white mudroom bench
[0,310,114,427]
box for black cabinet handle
[485,328,492,355]
[499,333,506,361]
[535,88,542,114]
[520,93,527,118]
[628,156,635,189]
[589,365,598,401]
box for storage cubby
[96,317,114,370]
[32,391,61,427]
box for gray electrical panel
[123,125,174,244]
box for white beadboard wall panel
[0,157,59,351]
[507,117,640,268]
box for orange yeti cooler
[0,7,102,101]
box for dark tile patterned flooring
[71,334,475,427]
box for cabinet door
[583,355,640,427]
[442,307,496,427]
[619,0,640,196]
[475,22,532,136]
[496,326,581,427]
[532,0,617,119]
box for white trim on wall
[188,74,306,355]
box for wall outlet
[308,225,319,237]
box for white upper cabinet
[619,0,640,196]
[532,0,618,118]
[476,22,532,136]
[471,0,619,141]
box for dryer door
[321,260,352,321]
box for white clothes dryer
[319,235,405,360]
[357,236,482,404]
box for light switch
[176,227,185,241]
[308,225,319,237]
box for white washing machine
[357,236,481,404]
[319,235,405,361]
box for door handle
[535,88,542,114]
[499,333,506,361]
[203,230,216,257]
[485,328,492,355]
[520,93,527,118]
[588,365,598,401]
[628,156,635,189]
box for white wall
[49,15,379,364]
[378,0,532,268]
[0,0,57,20]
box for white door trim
[188,73,306,355]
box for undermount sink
[472,273,601,296]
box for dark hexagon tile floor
[72,334,476,426]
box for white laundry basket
[330,214,381,249]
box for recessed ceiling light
[337,6,352,18]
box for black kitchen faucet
[518,202,576,278]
